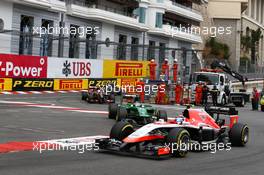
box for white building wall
[99,22,115,60]
[0,1,13,54]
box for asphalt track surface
[0,93,264,175]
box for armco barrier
[0,53,150,93]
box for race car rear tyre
[110,121,134,141]
[157,110,168,122]
[98,97,104,104]
[87,94,93,103]
[110,94,115,103]
[108,103,118,119]
[81,92,88,101]
[166,128,190,157]
[261,105,264,112]
[116,108,127,121]
[229,123,249,146]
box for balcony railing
[72,1,137,18]
[171,1,201,15]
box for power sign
[0,54,47,78]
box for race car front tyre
[166,128,190,157]
[229,123,249,146]
[157,110,168,122]
[116,108,127,121]
[108,103,118,119]
[110,121,134,141]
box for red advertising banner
[0,54,47,78]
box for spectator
[252,87,260,110]
[202,83,209,106]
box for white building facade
[242,0,264,73]
[0,0,204,79]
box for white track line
[0,100,108,114]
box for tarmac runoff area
[0,93,264,175]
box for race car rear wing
[204,106,238,116]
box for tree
[203,37,230,60]
[250,28,263,64]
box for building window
[251,0,255,18]
[117,34,127,60]
[40,19,53,57]
[159,43,166,64]
[69,25,80,58]
[139,7,146,23]
[131,37,139,60]
[155,13,163,28]
[86,28,97,59]
[147,40,156,59]
[19,15,34,55]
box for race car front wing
[95,138,171,159]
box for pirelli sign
[0,78,12,91]
[12,79,54,91]
[54,79,88,90]
[103,60,149,78]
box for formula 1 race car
[81,86,115,104]
[108,94,167,126]
[96,106,249,159]
[260,95,264,112]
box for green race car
[108,94,167,126]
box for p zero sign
[103,60,149,78]
[12,79,54,91]
[47,57,103,79]
[88,78,117,87]
[0,54,47,78]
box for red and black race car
[96,106,249,159]
[81,86,115,104]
